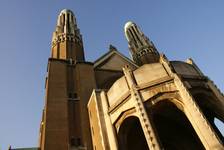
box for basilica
[10,9,224,150]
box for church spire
[51,9,85,61]
[124,21,159,65]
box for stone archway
[149,100,205,150]
[117,116,149,150]
[193,93,224,143]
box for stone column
[100,90,119,150]
[174,74,223,150]
[123,66,162,150]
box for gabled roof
[94,45,138,71]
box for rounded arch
[115,108,137,132]
[145,92,185,112]
[117,116,149,150]
[147,99,205,150]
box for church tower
[37,9,224,150]
[8,8,224,150]
[51,9,85,61]
[39,9,95,150]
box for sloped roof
[94,45,138,71]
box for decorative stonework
[174,74,223,149]
[51,9,83,48]
[52,33,82,47]
[160,55,223,149]
[123,66,161,150]
[133,46,158,58]
[124,21,159,65]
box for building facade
[88,22,224,150]
[11,9,224,150]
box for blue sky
[0,0,224,149]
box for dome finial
[56,9,77,34]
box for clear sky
[0,0,224,149]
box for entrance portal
[118,116,149,150]
[150,100,205,150]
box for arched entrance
[118,116,149,150]
[149,100,205,150]
[193,93,224,143]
